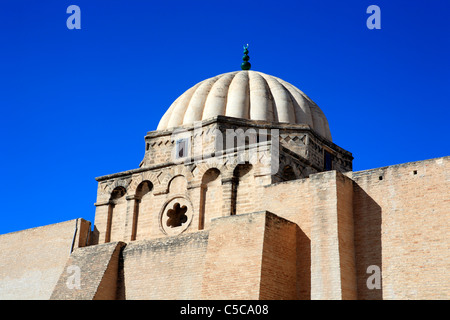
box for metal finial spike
[241,44,251,70]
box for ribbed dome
[157,70,332,141]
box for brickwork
[0,218,90,299]
[259,213,298,299]
[92,116,353,245]
[142,116,352,171]
[133,181,153,240]
[309,171,342,299]
[108,193,127,243]
[122,231,209,299]
[234,164,256,215]
[260,178,312,238]
[335,172,357,300]
[199,211,306,300]
[50,241,125,300]
[200,212,266,299]
[259,171,359,300]
[199,168,222,229]
[352,156,450,300]
[142,120,220,168]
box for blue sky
[0,0,449,234]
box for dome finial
[241,44,251,70]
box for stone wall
[141,116,352,173]
[94,148,274,244]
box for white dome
[157,70,332,141]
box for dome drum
[142,114,353,178]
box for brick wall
[122,231,209,299]
[309,171,342,299]
[199,168,222,229]
[0,218,90,299]
[108,196,127,242]
[352,156,450,299]
[259,213,298,299]
[50,241,125,300]
[200,211,300,299]
[200,212,267,299]
[261,171,357,299]
[261,178,312,238]
[235,164,256,216]
[336,172,357,299]
[134,186,154,240]
[2,156,447,300]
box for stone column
[125,195,141,241]
[221,177,237,216]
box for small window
[166,203,188,228]
[176,138,189,159]
[324,150,333,171]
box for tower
[93,51,353,245]
[85,49,356,299]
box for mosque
[0,48,448,300]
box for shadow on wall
[353,183,383,300]
[90,226,99,245]
[296,225,311,300]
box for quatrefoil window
[166,203,188,228]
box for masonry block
[310,171,357,300]
[201,211,301,299]
[122,231,209,299]
[50,241,125,300]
